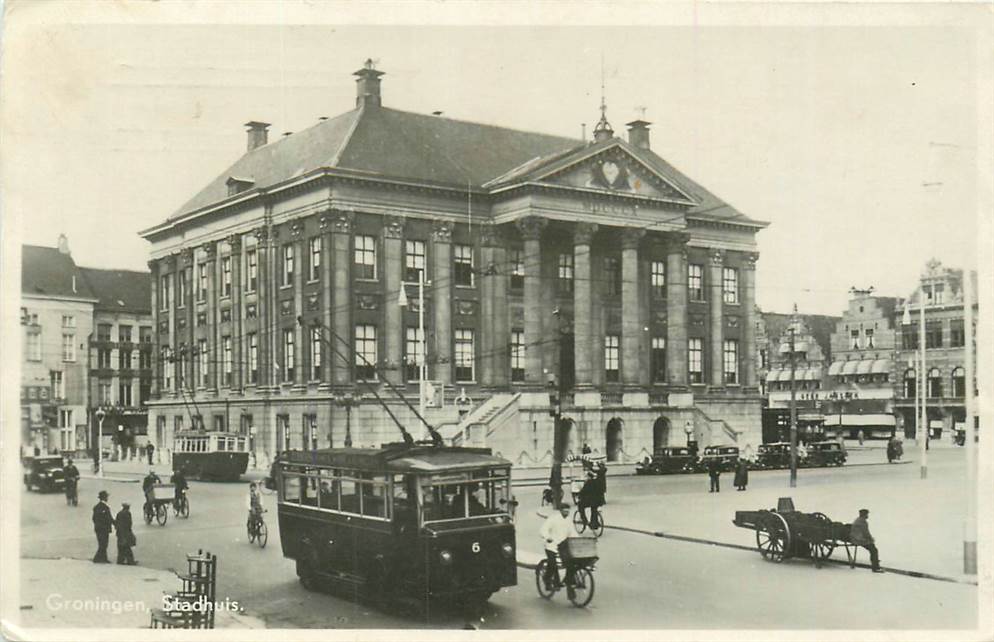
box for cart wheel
[257,521,268,548]
[756,512,790,562]
[810,512,836,560]
[535,560,555,600]
[569,568,595,608]
[572,509,587,535]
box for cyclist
[170,469,189,512]
[576,472,599,529]
[539,503,575,600]
[142,468,161,518]
[63,457,80,504]
[246,482,263,534]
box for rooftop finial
[593,54,614,142]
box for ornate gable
[541,146,695,204]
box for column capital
[161,254,176,270]
[227,234,243,253]
[516,216,548,240]
[201,241,217,260]
[252,226,270,245]
[574,223,599,246]
[432,219,452,243]
[180,247,195,266]
[621,227,646,250]
[384,215,405,239]
[479,221,502,248]
[331,210,355,234]
[709,248,725,267]
[290,219,305,239]
[318,210,334,232]
[743,252,760,271]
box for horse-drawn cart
[733,498,858,567]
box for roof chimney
[245,121,270,151]
[57,233,70,255]
[626,120,651,150]
[354,59,384,108]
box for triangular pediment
[537,145,697,204]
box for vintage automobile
[755,442,793,470]
[23,455,67,492]
[695,445,739,473]
[803,441,847,467]
[635,447,697,475]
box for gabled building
[140,62,770,467]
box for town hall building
[140,61,768,468]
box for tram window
[318,471,339,510]
[300,475,319,507]
[218,439,226,452]
[360,481,387,518]
[422,480,509,521]
[282,474,301,503]
[339,479,358,513]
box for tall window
[933,283,944,305]
[355,325,377,380]
[26,331,41,361]
[405,327,424,381]
[220,256,232,296]
[246,250,258,292]
[283,329,295,382]
[248,333,258,384]
[160,275,171,310]
[97,323,112,341]
[177,269,187,306]
[140,380,151,404]
[405,240,426,282]
[510,250,524,290]
[163,349,173,390]
[604,335,620,383]
[310,327,322,380]
[650,261,666,298]
[119,381,133,406]
[651,337,666,382]
[864,328,875,349]
[950,319,965,347]
[454,244,474,287]
[118,325,132,343]
[281,244,294,286]
[197,339,208,386]
[62,334,76,361]
[723,339,739,384]
[119,349,132,370]
[304,413,318,450]
[455,329,475,382]
[558,253,574,294]
[309,237,322,281]
[197,263,208,301]
[61,315,75,328]
[99,380,112,404]
[927,367,941,398]
[354,235,377,279]
[688,338,704,384]
[140,326,152,344]
[925,322,943,348]
[901,330,919,350]
[688,264,704,301]
[850,329,860,350]
[139,349,151,369]
[951,367,965,397]
[59,410,74,451]
[222,336,232,386]
[604,257,621,296]
[722,267,739,304]
[510,330,525,382]
[51,371,65,399]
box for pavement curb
[79,475,139,483]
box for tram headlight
[439,550,453,565]
[501,543,514,559]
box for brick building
[140,62,769,468]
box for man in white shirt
[539,503,575,597]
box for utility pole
[547,308,569,508]
[963,269,977,574]
[919,285,928,479]
[788,305,798,488]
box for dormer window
[226,176,255,196]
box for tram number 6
[471,542,481,554]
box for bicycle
[534,552,596,607]
[173,489,190,518]
[573,505,604,538]
[247,509,268,548]
[143,500,168,526]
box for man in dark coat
[734,458,749,491]
[707,457,721,493]
[91,490,114,563]
[63,458,80,504]
[850,508,883,572]
[146,442,155,465]
[594,461,607,505]
[114,502,137,565]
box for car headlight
[501,543,514,558]
[439,550,453,565]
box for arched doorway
[606,418,623,462]
[652,417,670,452]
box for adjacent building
[140,62,770,468]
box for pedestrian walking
[114,502,137,565]
[850,508,883,573]
[146,442,155,465]
[91,490,114,563]
[707,457,721,493]
[733,458,749,491]
[857,429,865,445]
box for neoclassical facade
[141,63,768,467]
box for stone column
[331,212,354,387]
[517,216,547,385]
[491,228,510,388]
[319,213,334,386]
[478,223,498,388]
[742,252,759,388]
[228,234,243,392]
[181,249,195,389]
[665,233,689,389]
[291,220,306,388]
[621,228,646,387]
[573,223,598,389]
[164,254,178,395]
[431,220,453,387]
[708,249,725,388]
[204,241,219,394]
[383,216,404,386]
[148,259,160,399]
[253,226,271,388]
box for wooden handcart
[144,483,174,526]
[732,498,859,568]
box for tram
[172,430,250,481]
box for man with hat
[539,502,576,599]
[850,508,883,573]
[114,502,136,565]
[91,490,114,563]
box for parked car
[635,447,697,475]
[804,440,847,467]
[23,455,67,492]
[695,445,739,473]
[755,442,792,470]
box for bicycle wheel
[568,568,595,608]
[156,504,168,526]
[180,497,190,518]
[572,509,587,534]
[144,506,153,525]
[534,560,555,600]
[257,521,268,548]
[247,520,256,543]
[591,510,605,538]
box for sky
[2,5,987,316]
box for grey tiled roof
[21,245,96,299]
[78,267,151,315]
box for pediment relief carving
[541,149,693,203]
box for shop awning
[841,360,860,376]
[807,366,823,381]
[765,370,780,383]
[823,414,896,427]
[828,361,844,376]
[778,341,809,354]
[870,359,891,374]
[856,360,874,375]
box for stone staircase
[439,393,520,447]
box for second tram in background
[172,430,250,481]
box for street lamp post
[94,408,105,478]
[963,269,977,574]
[902,291,927,479]
[788,306,798,488]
